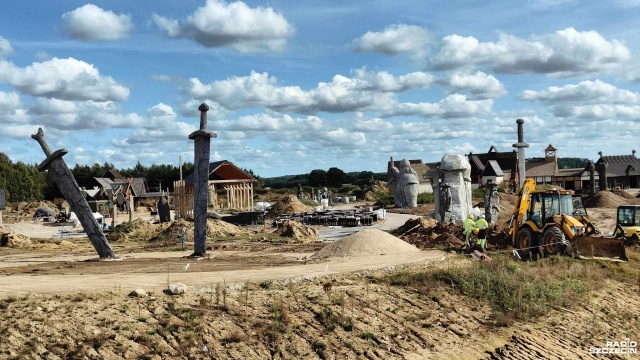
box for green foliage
[472,188,485,199]
[372,191,394,206]
[385,255,593,321]
[337,184,360,196]
[0,154,46,202]
[307,169,327,187]
[557,157,590,169]
[417,192,434,204]
[327,167,346,188]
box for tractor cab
[614,205,640,244]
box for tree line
[263,167,387,189]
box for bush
[337,184,360,196]
[417,192,434,204]
[372,191,394,206]
[472,188,485,199]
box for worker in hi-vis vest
[463,214,475,247]
[474,214,489,250]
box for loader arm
[509,178,536,244]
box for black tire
[542,227,565,256]
[515,227,535,261]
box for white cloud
[62,4,133,41]
[30,98,139,130]
[153,0,295,54]
[217,113,323,132]
[352,68,434,92]
[520,80,640,104]
[185,70,433,114]
[0,91,21,111]
[0,124,41,139]
[388,94,493,118]
[352,24,429,56]
[551,104,640,120]
[439,71,506,99]
[0,36,13,58]
[150,74,177,83]
[352,113,394,132]
[431,28,630,76]
[0,57,129,101]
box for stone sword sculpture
[32,128,116,259]
[188,104,217,257]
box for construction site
[0,118,639,359]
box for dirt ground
[0,195,639,359]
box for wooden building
[174,160,256,219]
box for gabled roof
[544,144,557,151]
[596,154,640,177]
[467,147,517,181]
[94,177,115,190]
[525,159,558,177]
[481,160,504,177]
[103,169,122,180]
[184,160,255,184]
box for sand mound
[207,219,246,238]
[1,233,32,248]
[584,191,628,208]
[313,229,420,259]
[276,220,319,243]
[267,195,313,216]
[611,189,636,199]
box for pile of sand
[611,189,636,200]
[393,218,438,236]
[313,229,420,259]
[1,233,32,248]
[15,201,58,217]
[584,191,628,208]
[276,220,319,243]
[267,195,313,216]
[207,219,246,238]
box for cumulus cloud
[387,94,493,119]
[352,113,394,132]
[439,71,506,99]
[431,28,630,76]
[0,36,13,57]
[352,24,429,56]
[216,113,323,132]
[185,70,433,114]
[352,68,434,91]
[62,4,133,41]
[30,98,138,130]
[520,80,640,104]
[0,91,21,111]
[0,57,129,101]
[153,0,295,53]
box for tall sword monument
[512,119,529,190]
[32,128,116,259]
[189,104,217,256]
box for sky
[1,0,640,178]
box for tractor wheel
[542,227,565,256]
[515,227,535,261]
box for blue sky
[1,0,640,177]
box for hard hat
[468,215,473,219]
[479,214,485,218]
[473,228,479,234]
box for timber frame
[174,160,255,219]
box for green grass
[384,255,606,321]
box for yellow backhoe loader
[613,205,640,245]
[508,179,627,261]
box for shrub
[417,192,434,204]
[372,191,394,206]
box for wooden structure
[174,160,255,219]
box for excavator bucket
[569,235,628,262]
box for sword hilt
[198,103,209,130]
[31,128,53,157]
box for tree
[308,169,327,187]
[327,167,346,188]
